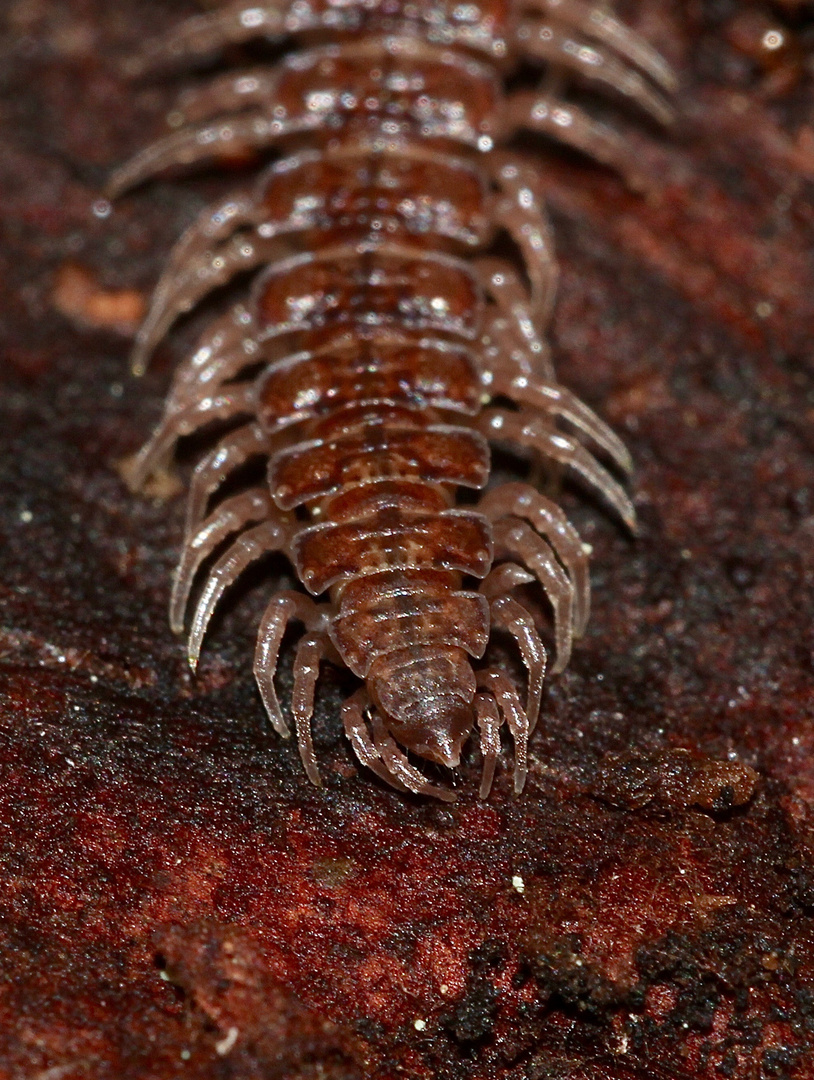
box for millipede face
[111,0,676,801]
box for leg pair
[476,259,635,530]
[168,474,337,787]
[512,1,676,127]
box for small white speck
[439,984,449,995]
[512,874,525,894]
[792,736,801,746]
[413,1018,427,1031]
[109,382,124,398]
[755,300,774,319]
[241,8,265,28]
[762,29,784,51]
[65,758,76,767]
[180,1049,191,1061]
[90,675,98,684]
[159,970,170,981]
[215,1026,239,1056]
[19,509,33,524]
[92,199,112,219]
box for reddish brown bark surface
[1,1,813,1077]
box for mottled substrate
[1,1,813,1077]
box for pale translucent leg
[342,691,412,793]
[253,590,324,737]
[516,19,675,126]
[492,518,574,675]
[371,714,457,803]
[129,197,260,374]
[184,424,268,536]
[489,158,559,328]
[128,384,256,492]
[526,0,677,93]
[172,69,284,127]
[107,111,314,198]
[479,408,637,531]
[477,669,530,795]
[478,562,535,599]
[488,366,632,474]
[164,335,263,419]
[151,196,261,304]
[481,313,550,391]
[490,595,547,731]
[479,482,591,636]
[475,693,502,799]
[476,257,555,380]
[477,258,631,475]
[505,92,650,192]
[187,519,289,669]
[131,232,286,376]
[125,4,287,76]
[292,632,332,787]
[171,488,274,633]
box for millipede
[110,0,676,801]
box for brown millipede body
[111,0,676,801]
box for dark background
[1,1,813,1077]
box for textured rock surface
[1,1,813,1077]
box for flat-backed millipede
[110,0,676,801]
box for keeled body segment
[111,0,676,800]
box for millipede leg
[184,424,268,536]
[475,692,503,799]
[489,595,548,732]
[505,91,651,192]
[171,488,274,634]
[479,482,590,635]
[478,408,637,532]
[127,385,256,492]
[515,19,675,126]
[371,715,457,803]
[477,669,530,795]
[525,0,677,93]
[130,233,285,376]
[491,518,575,674]
[187,519,290,669]
[107,111,299,199]
[487,366,633,474]
[479,562,535,600]
[292,631,332,787]
[172,69,283,128]
[123,4,287,76]
[150,195,260,302]
[254,591,323,737]
[157,305,257,403]
[476,257,554,379]
[341,692,411,793]
[490,158,559,327]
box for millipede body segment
[112,0,676,801]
